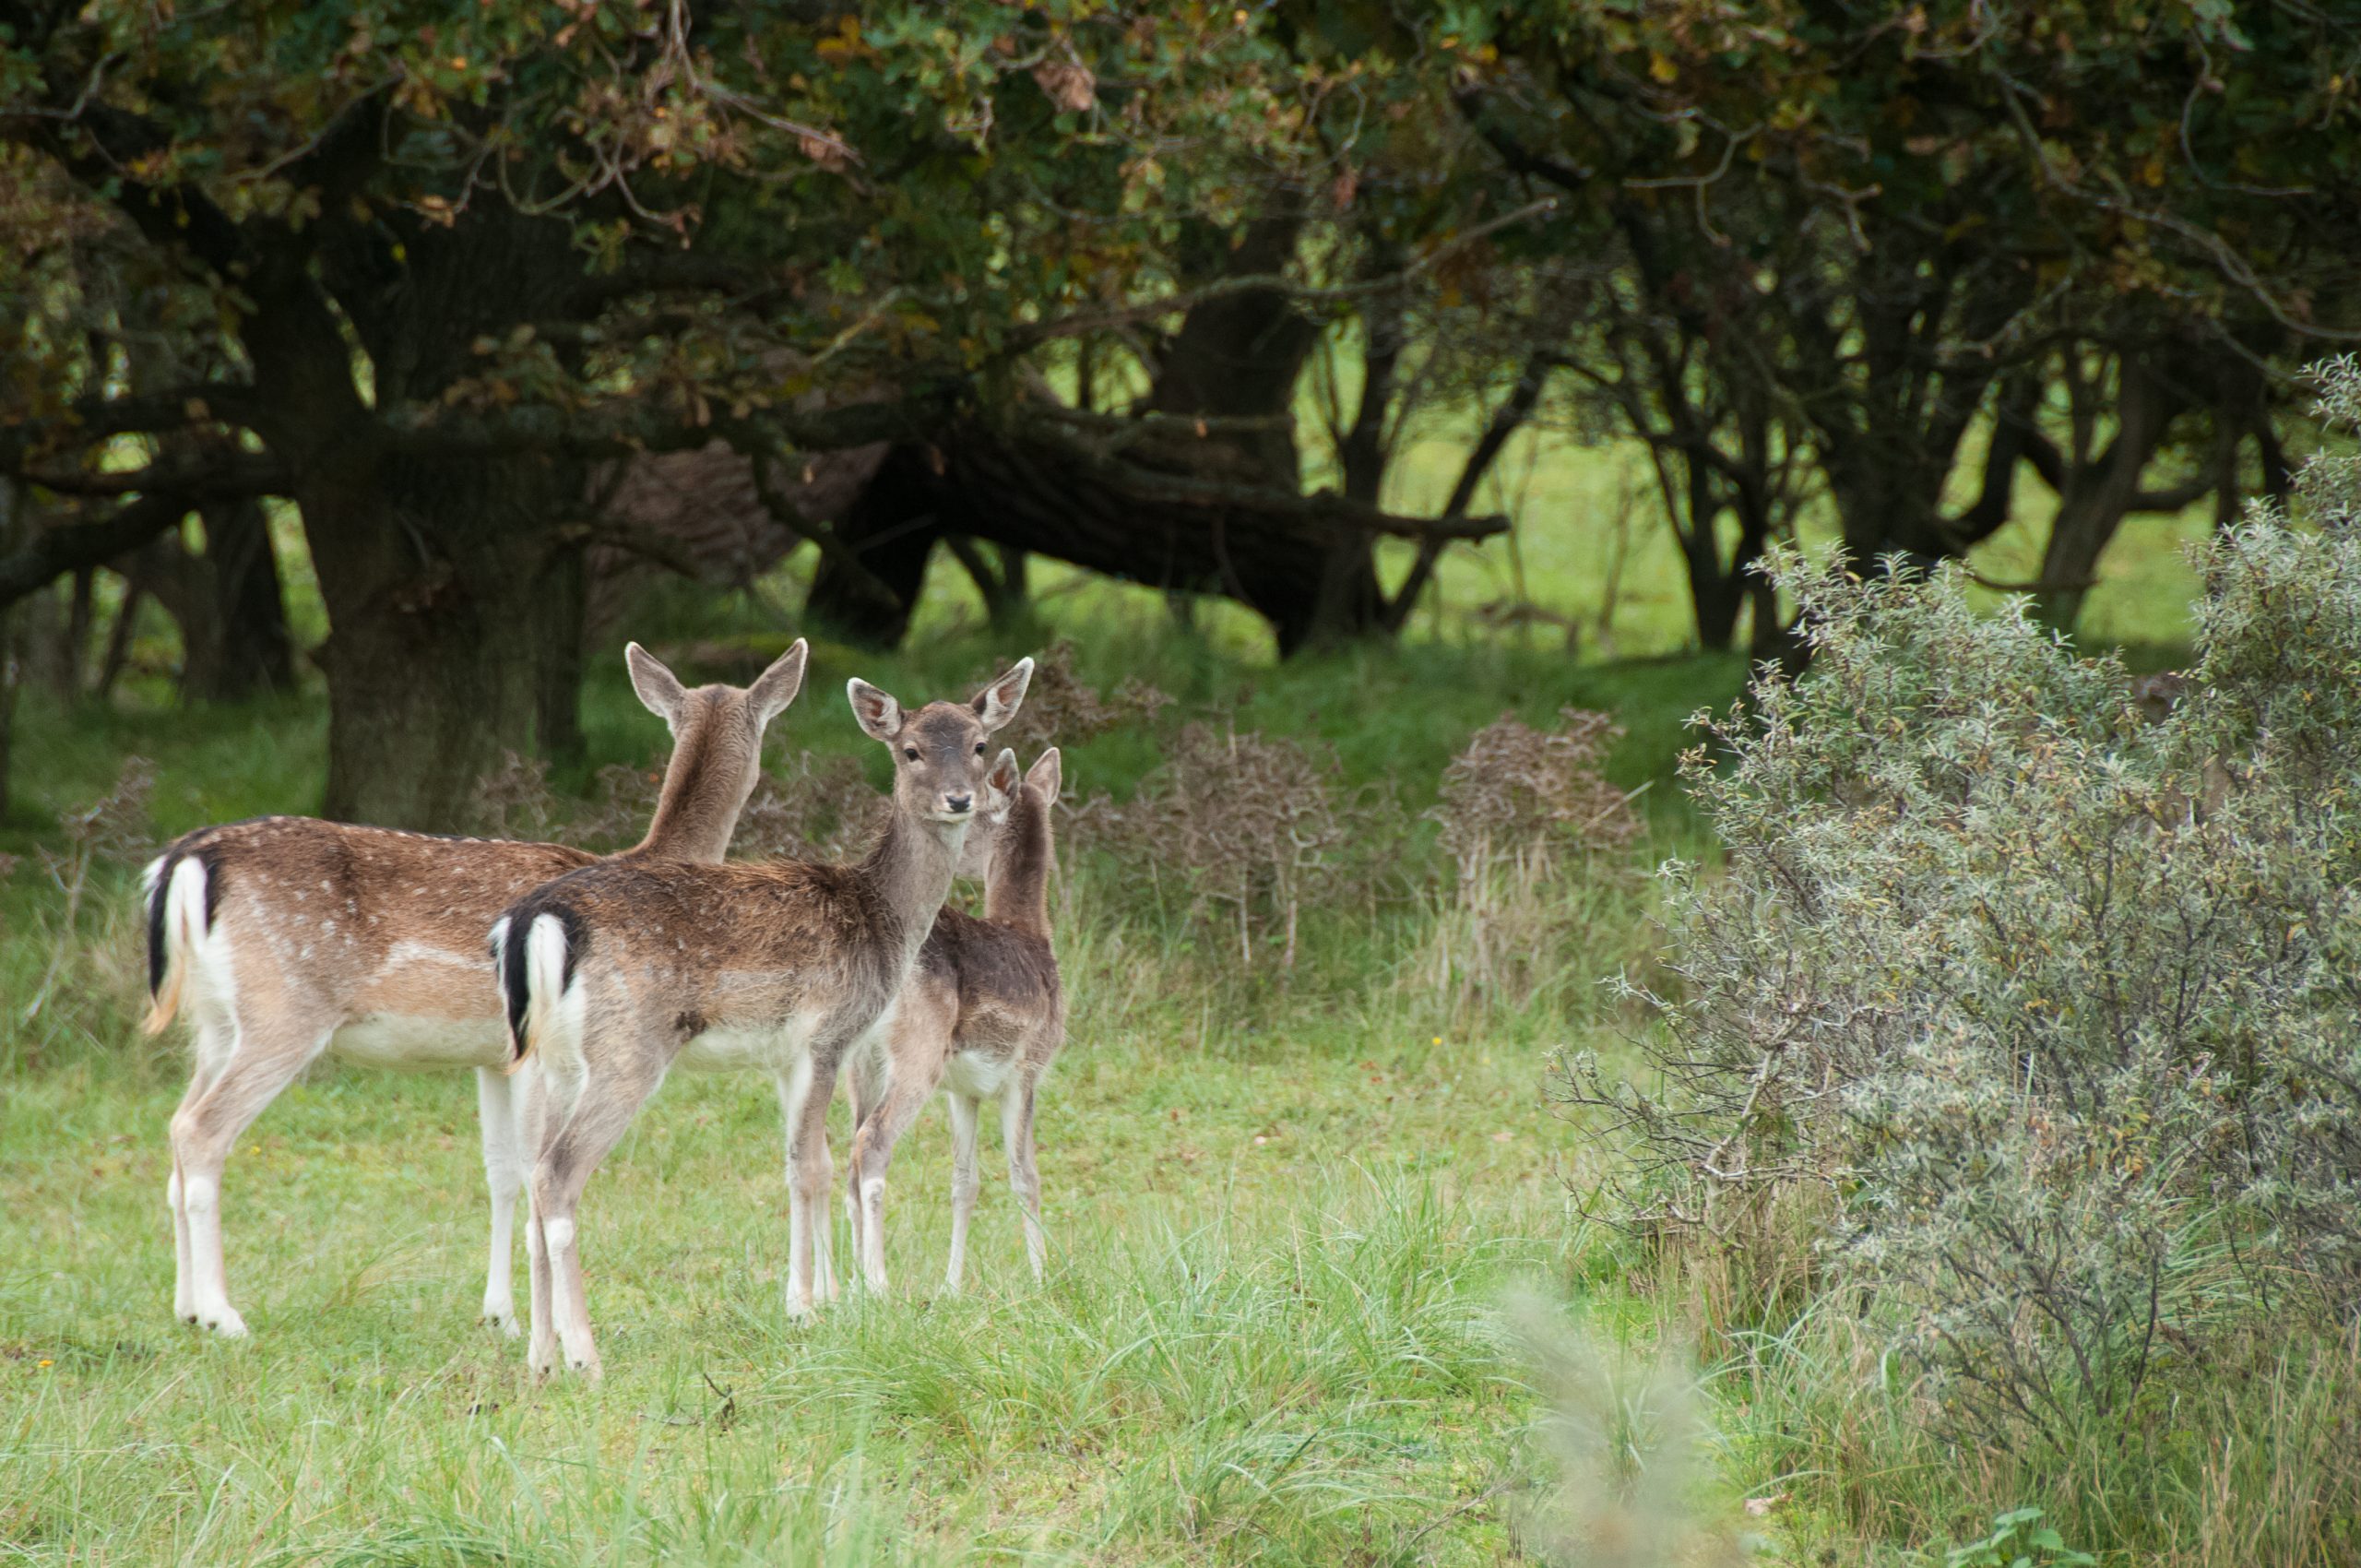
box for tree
[4,2,1532,817]
[1459,0,2361,627]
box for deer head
[846,658,1034,829]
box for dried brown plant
[730,750,880,863]
[1093,723,1352,971]
[22,757,155,1035]
[1416,710,1639,1018]
[1430,708,1637,879]
[976,639,1170,757]
[43,755,156,912]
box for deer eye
[903,746,919,761]
[975,742,986,755]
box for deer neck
[860,802,967,962]
[983,788,1053,938]
[629,715,748,863]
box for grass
[1,603,1720,1565]
[8,425,2316,1564]
[2,1040,1568,1564]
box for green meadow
[6,432,2308,1566]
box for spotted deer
[843,747,1066,1296]
[494,659,1034,1377]
[141,640,807,1339]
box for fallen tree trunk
[808,417,1506,652]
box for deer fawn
[844,748,1066,1295]
[141,641,807,1338]
[494,659,1034,1377]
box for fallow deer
[141,640,807,1338]
[494,659,1034,1377]
[843,748,1066,1295]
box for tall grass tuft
[1411,708,1640,1023]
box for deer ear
[985,747,1022,805]
[846,677,905,742]
[625,642,687,727]
[748,639,808,729]
[972,656,1035,734]
[1026,746,1062,806]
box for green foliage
[1945,1507,2095,1568]
[1564,362,2361,1490]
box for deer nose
[944,792,973,814]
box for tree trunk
[303,452,578,829]
[1145,216,1333,650]
[0,481,13,816]
[535,540,586,766]
[1685,547,1746,651]
[197,496,294,699]
[805,445,945,647]
[120,498,294,703]
[293,198,591,824]
[989,543,1029,630]
[2033,357,2189,633]
[61,565,93,696]
[945,535,1032,632]
[0,600,12,821]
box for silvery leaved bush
[1560,358,2361,1447]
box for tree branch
[1000,198,1559,355]
[0,491,192,608]
[378,391,946,461]
[12,455,288,499]
[0,385,270,474]
[1452,87,1596,195]
[732,439,908,612]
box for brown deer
[141,640,807,1338]
[494,659,1033,1377]
[843,748,1066,1295]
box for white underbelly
[676,1014,824,1074]
[327,1014,507,1071]
[944,1049,1017,1100]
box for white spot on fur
[542,1216,575,1253]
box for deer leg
[516,1064,558,1376]
[166,1019,232,1324]
[850,1072,935,1298]
[1003,1081,1047,1282]
[840,1050,884,1287]
[777,1051,841,1318]
[526,1045,661,1380]
[475,1066,526,1336]
[943,1092,982,1292]
[170,1012,330,1336]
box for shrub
[1560,362,2361,1451]
[6,758,155,1073]
[975,638,1171,758]
[1413,709,1640,1019]
[1086,723,1358,972]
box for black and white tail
[142,849,214,1036]
[493,906,581,1070]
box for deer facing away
[844,746,1067,1295]
[142,640,807,1338]
[494,659,1033,1377]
